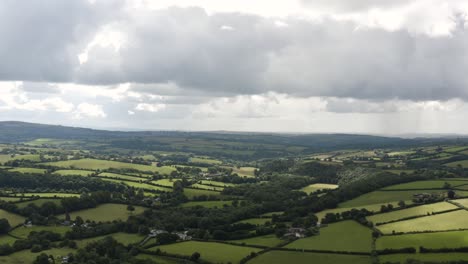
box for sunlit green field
[75,232,145,248]
[8,167,46,174]
[59,203,147,222]
[377,230,468,251]
[229,234,283,247]
[249,250,372,264]
[99,172,145,181]
[149,241,261,264]
[15,198,61,208]
[53,169,94,176]
[10,225,71,239]
[367,202,458,224]
[316,201,405,221]
[380,253,468,263]
[300,183,338,194]
[378,210,468,234]
[0,209,25,226]
[199,180,237,187]
[285,221,372,252]
[191,183,224,191]
[382,180,466,190]
[43,158,176,174]
[0,154,41,164]
[101,178,173,192]
[20,192,80,198]
[339,190,444,208]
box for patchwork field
[10,225,70,239]
[199,180,237,187]
[285,221,372,252]
[99,172,145,181]
[382,180,465,190]
[152,179,176,187]
[446,160,468,168]
[367,202,459,225]
[149,241,261,264]
[191,183,224,192]
[183,188,221,199]
[316,202,404,222]
[229,234,283,247]
[20,192,80,198]
[59,203,147,222]
[189,157,222,164]
[231,166,257,177]
[53,169,94,176]
[339,190,443,208]
[8,167,46,174]
[43,158,176,174]
[101,178,173,192]
[0,209,25,226]
[379,253,468,263]
[249,251,372,264]
[15,198,61,208]
[135,254,182,264]
[75,232,145,248]
[0,248,75,264]
[0,235,16,246]
[300,183,339,194]
[377,210,468,234]
[377,230,468,251]
[0,197,25,202]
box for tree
[443,182,452,189]
[127,205,135,214]
[190,252,201,261]
[0,219,10,234]
[33,253,50,264]
[156,233,179,245]
[398,200,406,208]
[448,190,456,199]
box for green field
[377,230,468,251]
[15,198,61,208]
[229,234,283,247]
[285,221,372,252]
[43,158,176,174]
[53,169,94,176]
[152,179,176,187]
[378,210,468,234]
[10,225,70,239]
[261,211,284,217]
[380,253,468,263]
[20,192,80,198]
[149,241,261,264]
[451,198,468,208]
[8,167,46,174]
[236,218,272,225]
[446,160,468,168]
[382,180,465,190]
[0,248,75,264]
[59,203,147,222]
[367,202,458,224]
[199,180,237,187]
[0,235,16,246]
[249,250,372,264]
[339,190,443,208]
[0,197,25,202]
[135,254,182,264]
[180,200,233,208]
[0,209,25,226]
[316,202,405,222]
[101,178,173,192]
[300,183,338,194]
[75,232,145,248]
[231,166,257,177]
[0,154,41,164]
[189,157,222,164]
[191,183,224,192]
[183,188,221,199]
[99,172,145,181]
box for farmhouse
[283,227,306,239]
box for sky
[1,0,468,135]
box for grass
[101,178,173,192]
[0,197,25,202]
[382,180,465,190]
[16,198,61,208]
[191,183,224,192]
[53,169,94,176]
[75,232,145,248]
[0,154,41,164]
[377,230,468,251]
[183,188,221,199]
[339,190,444,208]
[229,234,283,247]
[0,209,25,226]
[0,235,16,246]
[300,183,338,194]
[199,180,237,187]
[249,250,372,264]
[377,210,468,234]
[261,211,284,217]
[180,200,233,208]
[135,254,182,264]
[236,218,272,225]
[152,179,177,187]
[59,203,147,222]
[367,202,458,224]
[285,221,372,252]
[8,167,46,174]
[189,157,222,164]
[20,192,80,198]
[43,158,176,174]
[451,198,468,208]
[316,202,406,222]
[99,172,145,181]
[232,166,257,177]
[0,248,75,264]
[10,225,70,239]
[379,253,468,263]
[149,241,261,264]
[446,160,468,168]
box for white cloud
[73,103,107,119]
[135,103,166,112]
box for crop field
[15,198,61,208]
[379,253,468,263]
[43,158,176,174]
[60,203,147,222]
[10,225,70,239]
[0,248,75,264]
[53,169,94,176]
[382,180,465,190]
[7,167,46,174]
[316,202,406,222]
[339,190,443,208]
[229,234,283,247]
[183,188,220,199]
[300,183,339,194]
[191,183,224,191]
[98,172,144,181]
[378,210,468,234]
[367,202,459,224]
[180,200,233,208]
[285,221,372,252]
[75,232,145,248]
[231,166,257,177]
[236,218,272,225]
[149,241,261,264]
[20,192,80,198]
[377,230,468,251]
[249,251,372,264]
[0,209,25,226]
[451,198,468,208]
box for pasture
[99,172,145,181]
[53,169,94,176]
[231,166,257,177]
[0,209,25,226]
[20,192,80,198]
[300,183,338,194]
[0,248,75,264]
[199,180,237,187]
[339,190,443,208]
[135,254,181,264]
[229,234,282,247]
[380,253,468,263]
[285,220,372,252]
[377,230,468,251]
[382,180,465,190]
[0,235,16,246]
[367,202,458,224]
[377,210,468,234]
[149,241,261,264]
[180,200,233,208]
[152,179,176,187]
[75,232,145,248]
[15,198,61,208]
[0,197,25,202]
[191,183,224,192]
[43,158,176,174]
[101,178,173,192]
[249,251,372,264]
[8,167,46,174]
[446,160,468,168]
[10,225,70,239]
[60,203,147,222]
[316,202,404,222]
[183,188,220,199]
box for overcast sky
[0,0,468,134]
